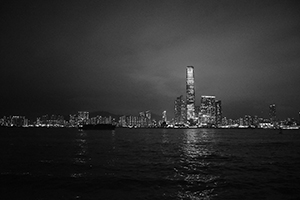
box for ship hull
[79,124,116,130]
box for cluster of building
[172,66,299,129]
[0,116,29,127]
[1,66,299,129]
[0,114,67,127]
[174,94,222,127]
[119,111,154,128]
[0,112,115,128]
[1,110,299,129]
[173,66,223,127]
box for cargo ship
[78,124,116,130]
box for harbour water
[1,128,300,199]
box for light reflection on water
[176,129,219,199]
[162,131,170,144]
[71,131,89,178]
[111,130,116,150]
[2,128,300,199]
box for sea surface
[1,128,300,200]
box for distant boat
[78,124,116,130]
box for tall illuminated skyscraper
[162,111,167,122]
[186,66,195,124]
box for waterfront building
[78,111,89,124]
[131,116,138,127]
[239,118,244,126]
[119,115,126,127]
[162,111,167,123]
[11,116,26,127]
[186,66,195,124]
[41,114,49,125]
[253,115,259,127]
[215,100,222,126]
[174,95,186,124]
[69,114,78,127]
[222,117,228,126]
[145,110,152,126]
[104,116,112,124]
[139,111,147,127]
[199,95,216,126]
[269,104,276,125]
[195,105,200,120]
[117,112,151,128]
[243,115,252,127]
[126,116,132,126]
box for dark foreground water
[1,128,300,200]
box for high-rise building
[139,111,146,127]
[253,115,259,127]
[243,115,252,127]
[200,95,216,126]
[269,104,276,125]
[186,66,195,124]
[78,111,89,124]
[195,105,200,119]
[174,95,186,124]
[11,116,25,127]
[162,111,167,122]
[145,110,152,127]
[215,100,222,126]
[119,115,126,127]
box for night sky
[2,0,300,120]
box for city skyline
[1,64,297,123]
[1,1,300,119]
[1,103,299,129]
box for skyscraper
[174,95,186,124]
[139,111,146,127]
[200,95,216,126]
[162,111,167,122]
[195,105,200,120]
[145,110,152,127]
[269,104,276,125]
[215,100,222,126]
[186,66,195,124]
[78,111,89,124]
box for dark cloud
[1,0,300,119]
